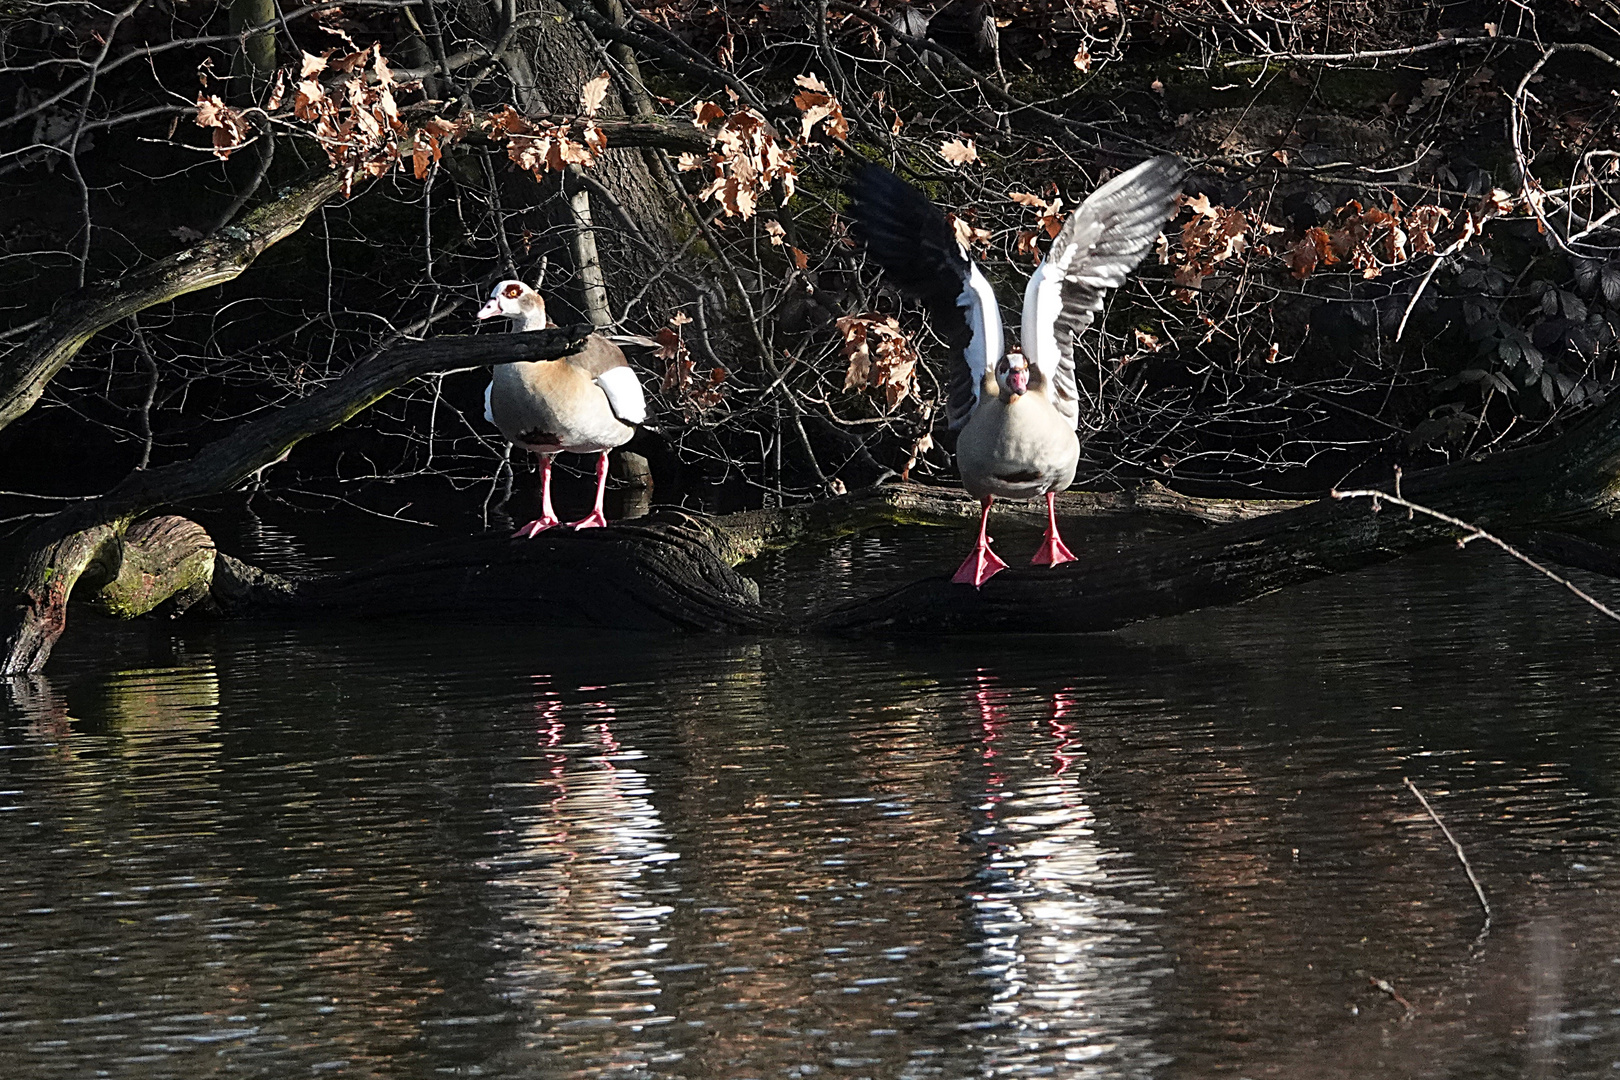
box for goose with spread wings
[847,156,1186,586]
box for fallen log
[813,399,1620,634]
[306,512,776,632]
[11,386,1620,670]
[704,481,1303,563]
[4,480,1297,668]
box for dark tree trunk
[464,0,687,323]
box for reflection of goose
[488,686,678,1062]
[967,680,1168,1074]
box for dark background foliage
[3,0,1619,539]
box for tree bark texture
[472,0,686,321]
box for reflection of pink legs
[952,496,1008,587]
[513,453,561,538]
[1032,491,1077,567]
[570,451,611,530]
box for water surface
[3,536,1619,1078]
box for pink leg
[570,451,611,530]
[513,453,561,538]
[1032,491,1076,567]
[952,496,1009,587]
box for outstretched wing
[1022,156,1186,428]
[847,164,1004,431]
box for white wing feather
[959,262,1005,414]
[1021,258,1065,417]
[1022,156,1186,429]
[594,365,647,426]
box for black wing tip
[847,161,900,194]
[845,162,933,222]
[844,160,970,284]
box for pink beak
[477,298,503,320]
[1008,368,1029,394]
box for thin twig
[1332,488,1620,623]
[1368,975,1417,1020]
[1404,776,1491,938]
[1394,231,1471,342]
[129,318,159,470]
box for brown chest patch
[996,468,1043,484]
[517,429,562,449]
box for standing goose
[478,279,647,535]
[847,156,1185,586]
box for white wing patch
[1021,259,1061,381]
[1021,258,1079,430]
[958,262,1005,414]
[484,379,495,425]
[594,365,647,425]
[1020,155,1185,431]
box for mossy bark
[84,516,216,620]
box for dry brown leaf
[900,428,933,482]
[836,313,921,408]
[793,83,849,144]
[194,93,226,129]
[682,101,798,220]
[798,102,833,140]
[1016,229,1041,263]
[371,47,393,87]
[266,70,287,111]
[579,71,610,117]
[194,93,250,160]
[1180,191,1217,219]
[654,325,684,360]
[939,138,978,166]
[951,215,991,251]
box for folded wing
[594,365,647,425]
[847,165,1004,431]
[1022,155,1187,428]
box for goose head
[478,279,549,330]
[996,350,1032,399]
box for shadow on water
[2,539,1620,1076]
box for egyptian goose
[848,156,1185,586]
[477,279,647,535]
